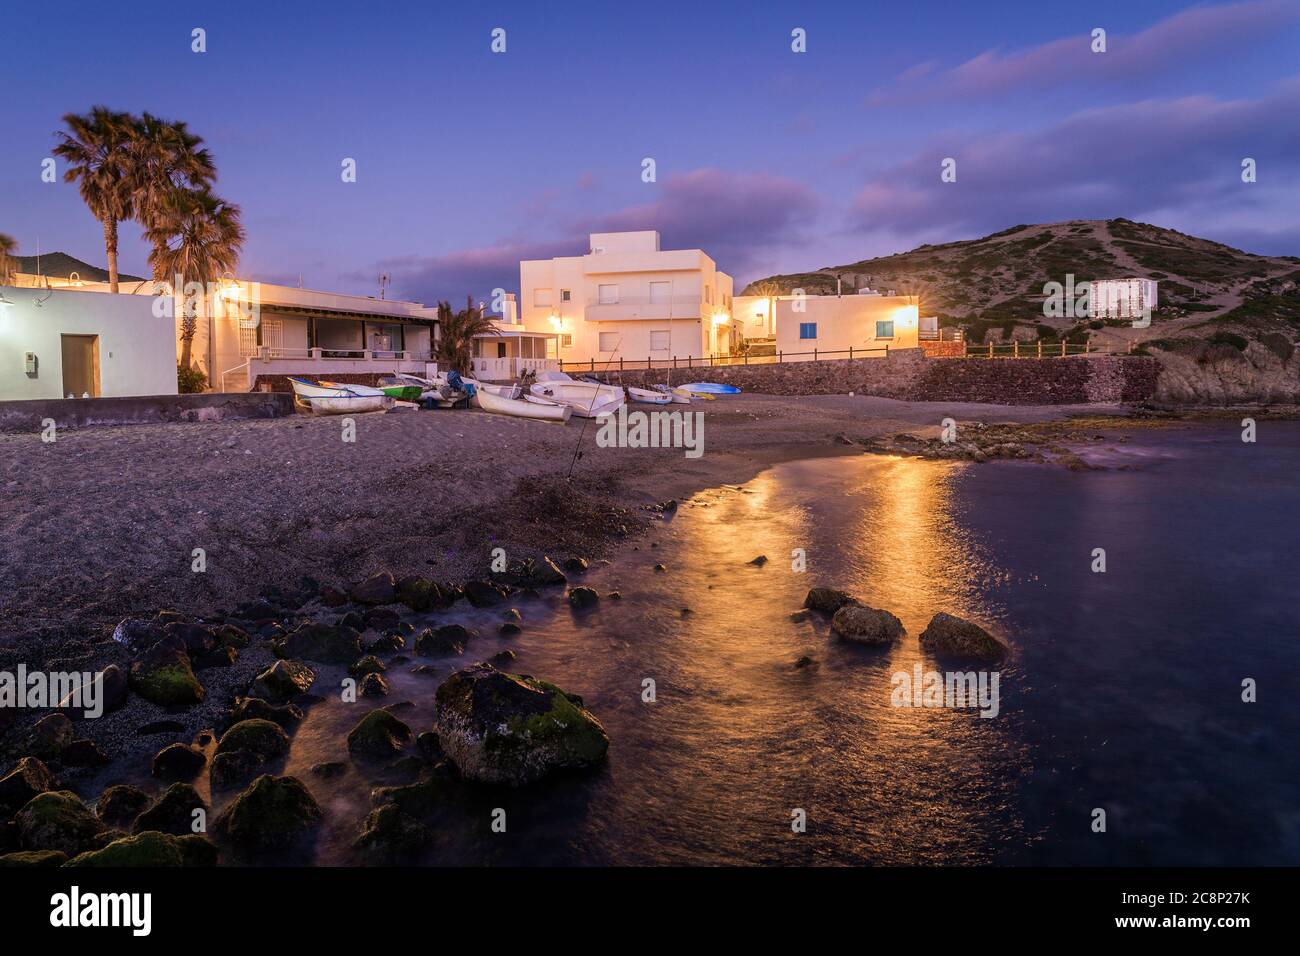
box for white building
[1090,278,1157,321]
[734,290,920,357]
[518,231,736,367]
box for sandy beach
[0,394,1119,671]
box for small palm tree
[433,296,500,374]
[53,107,137,293]
[145,187,245,370]
[0,233,17,285]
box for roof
[12,252,144,284]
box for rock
[228,696,303,730]
[349,655,387,676]
[0,758,57,814]
[434,663,608,786]
[94,785,152,829]
[803,587,859,614]
[463,580,506,607]
[918,613,1008,662]
[364,607,401,630]
[176,833,219,866]
[561,556,589,573]
[194,645,239,669]
[360,673,390,698]
[217,624,251,649]
[210,751,263,791]
[409,664,439,677]
[653,563,667,572]
[748,555,768,566]
[135,719,186,736]
[280,622,361,664]
[216,719,290,761]
[831,605,905,646]
[15,791,105,855]
[110,618,165,652]
[789,609,811,623]
[213,775,322,851]
[347,709,412,759]
[61,739,111,768]
[608,591,622,600]
[415,732,444,763]
[0,849,68,867]
[163,621,218,655]
[24,713,74,759]
[502,607,522,621]
[133,783,204,836]
[309,761,346,779]
[499,622,522,637]
[153,743,207,781]
[251,659,316,701]
[353,804,433,862]
[351,571,396,605]
[338,611,366,631]
[414,624,474,657]
[793,655,817,669]
[66,830,185,867]
[129,641,205,706]
[58,664,129,717]
[567,586,599,609]
[320,585,349,607]
[396,576,438,612]
[489,650,517,667]
[531,557,568,586]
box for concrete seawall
[0,392,295,432]
[605,351,1159,405]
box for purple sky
[3,0,1298,303]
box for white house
[518,231,736,367]
[0,285,177,400]
[1090,278,1157,321]
[734,290,920,357]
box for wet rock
[803,587,860,614]
[338,611,366,631]
[61,739,111,768]
[251,659,316,702]
[0,758,58,815]
[353,804,433,862]
[396,576,439,612]
[152,743,206,781]
[414,624,474,657]
[918,613,1008,663]
[66,830,186,867]
[23,714,74,759]
[194,645,239,669]
[129,641,205,706]
[163,621,218,655]
[228,696,303,730]
[749,555,769,566]
[213,775,322,851]
[351,571,396,606]
[280,622,361,665]
[210,752,262,792]
[608,591,622,600]
[499,622,522,637]
[567,586,599,609]
[561,557,589,574]
[360,673,390,698]
[216,719,290,761]
[789,609,811,623]
[831,605,905,646]
[653,563,667,572]
[94,785,151,829]
[415,731,445,763]
[217,624,251,649]
[58,664,129,718]
[133,783,204,836]
[111,618,165,652]
[0,849,68,867]
[16,791,105,855]
[434,663,609,786]
[320,585,349,607]
[489,651,518,668]
[310,761,346,779]
[347,709,412,759]
[349,655,387,676]
[464,580,507,608]
[793,655,818,669]
[364,607,401,630]
[176,833,219,866]
[531,557,568,586]
[502,607,522,622]
[366,633,405,655]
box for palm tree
[145,187,245,370]
[127,113,217,257]
[0,233,17,285]
[53,107,137,293]
[433,296,499,374]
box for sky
[2,0,1299,304]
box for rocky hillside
[744,219,1300,404]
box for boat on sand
[530,371,624,418]
[476,384,572,422]
[288,376,392,415]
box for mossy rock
[350,571,396,606]
[95,784,152,830]
[0,849,68,867]
[214,775,322,851]
[228,696,304,729]
[434,663,608,785]
[132,783,204,836]
[216,719,290,761]
[414,624,474,657]
[349,655,387,676]
[918,612,1008,663]
[250,659,316,702]
[176,833,219,866]
[279,622,361,664]
[353,804,433,862]
[217,624,252,648]
[128,643,205,706]
[15,791,105,855]
[396,576,438,612]
[0,757,57,815]
[346,709,412,759]
[66,830,184,867]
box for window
[649,281,671,304]
[875,320,895,339]
[650,330,670,351]
[598,284,619,304]
[533,288,552,307]
[560,333,573,348]
[599,331,620,352]
[560,289,571,302]
[799,322,817,340]
[704,286,711,304]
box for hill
[11,252,144,284]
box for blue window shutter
[799,322,817,340]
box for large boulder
[152,743,207,781]
[353,804,433,862]
[94,785,152,830]
[23,714,75,759]
[228,696,303,730]
[216,719,290,761]
[831,605,905,646]
[15,791,105,855]
[280,622,361,664]
[163,621,218,655]
[804,587,859,614]
[396,576,439,612]
[133,783,205,836]
[213,775,322,851]
[0,849,68,867]
[918,613,1008,663]
[66,830,185,867]
[58,664,129,717]
[434,663,608,786]
[251,660,316,701]
[110,618,165,653]
[532,557,568,586]
[129,641,205,706]
[413,624,474,657]
[346,710,412,760]
[351,571,396,606]
[463,580,506,608]
[0,758,57,815]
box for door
[60,334,99,398]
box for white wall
[774,295,920,356]
[0,286,177,400]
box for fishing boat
[388,372,471,408]
[529,378,624,418]
[287,376,392,415]
[676,381,741,395]
[626,386,673,405]
[651,384,694,404]
[477,385,572,422]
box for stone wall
[920,340,965,358]
[0,392,294,432]
[607,352,1159,405]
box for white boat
[626,386,673,405]
[288,377,392,415]
[390,372,470,408]
[463,378,523,407]
[651,384,694,404]
[529,378,625,418]
[477,384,572,422]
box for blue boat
[677,382,741,395]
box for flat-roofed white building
[734,291,920,357]
[519,231,736,367]
[1090,277,1157,321]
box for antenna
[378,273,390,300]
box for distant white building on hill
[1090,277,1157,320]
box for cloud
[869,0,1300,105]
[376,169,820,302]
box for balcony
[470,356,561,381]
[228,347,439,391]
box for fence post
[620,357,624,371]
[849,346,854,360]
[590,359,595,372]
[1014,341,1019,359]
[814,348,818,362]
[778,350,783,363]
[1037,340,1042,358]
[1061,340,1066,357]
[988,342,993,358]
[673,356,677,369]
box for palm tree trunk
[102,217,119,293]
[179,307,194,370]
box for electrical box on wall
[24,352,37,375]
